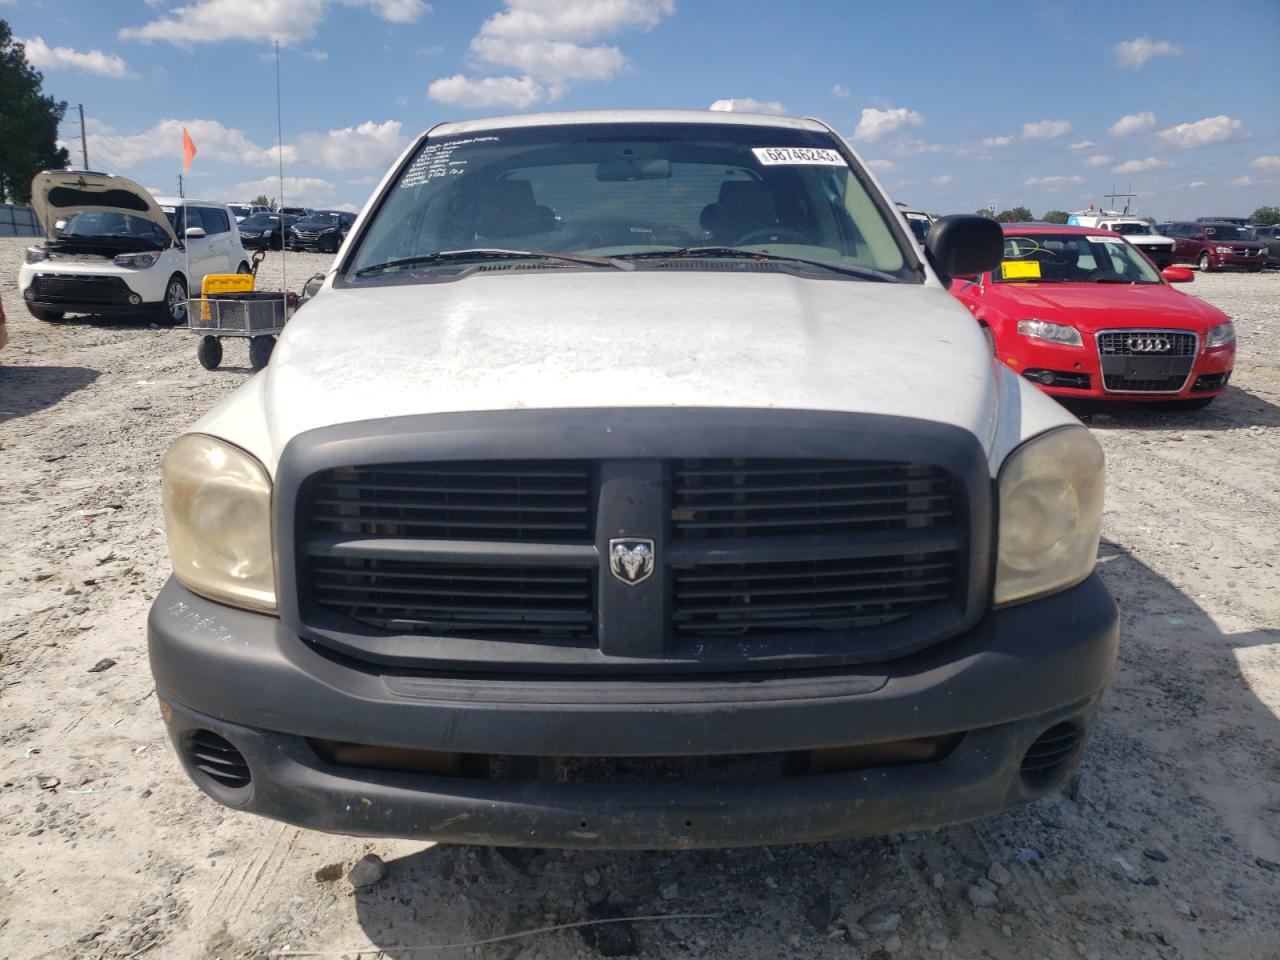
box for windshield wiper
[354,248,632,277]
[615,246,896,282]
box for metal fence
[0,204,43,238]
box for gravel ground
[1,238,1277,960]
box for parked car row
[1156,221,1268,272]
[286,210,356,252]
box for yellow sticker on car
[1001,260,1041,279]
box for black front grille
[307,461,593,543]
[33,274,132,304]
[672,459,954,539]
[309,557,594,642]
[1097,331,1196,357]
[672,552,956,637]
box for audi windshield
[343,122,918,284]
[995,233,1163,284]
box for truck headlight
[1215,246,1231,254]
[25,246,48,264]
[113,251,161,269]
[1206,322,1235,347]
[1016,319,1083,347]
[162,434,276,613]
[995,426,1104,606]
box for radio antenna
[275,40,287,312]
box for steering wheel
[733,226,812,246]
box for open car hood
[30,170,178,244]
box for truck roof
[428,109,831,138]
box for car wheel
[26,304,64,322]
[160,274,189,325]
[236,261,252,274]
[197,335,223,370]
[249,335,275,371]
[1198,252,1213,272]
[981,325,996,356]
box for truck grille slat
[673,459,954,539]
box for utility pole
[78,103,89,170]
[177,174,184,198]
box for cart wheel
[197,336,223,370]
[249,335,275,371]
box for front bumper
[1004,338,1235,401]
[19,267,164,316]
[149,574,1118,848]
[1210,250,1267,269]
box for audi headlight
[995,426,1104,606]
[1206,321,1235,347]
[113,251,161,269]
[25,246,48,264]
[162,434,276,613]
[1215,246,1231,254]
[1016,319,1083,347]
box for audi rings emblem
[1126,335,1172,353]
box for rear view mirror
[925,215,1003,284]
[185,227,206,239]
[596,158,671,182]
[1162,266,1194,283]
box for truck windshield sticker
[751,147,847,166]
[1001,260,1041,279]
[401,136,501,189]
[1087,235,1124,243]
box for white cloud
[302,48,329,61]
[931,175,953,187]
[866,159,894,173]
[1108,111,1157,137]
[1022,119,1073,140]
[1251,156,1280,172]
[89,118,280,169]
[1112,157,1171,174]
[119,0,427,46]
[230,176,336,207]
[831,83,852,98]
[1025,175,1083,189]
[427,73,544,109]
[332,201,361,213]
[1231,176,1255,187]
[981,135,1013,148]
[1156,115,1243,149]
[708,98,786,115]
[853,106,924,143]
[292,120,407,170]
[1189,181,1207,189]
[19,36,131,77]
[1114,37,1181,68]
[1069,140,1097,151]
[1086,155,1113,167]
[429,0,673,106]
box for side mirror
[925,215,1003,285]
[1162,266,1194,283]
[185,226,206,239]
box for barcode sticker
[752,147,847,166]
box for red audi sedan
[949,224,1235,408]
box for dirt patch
[1,239,1277,959]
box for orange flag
[182,127,197,172]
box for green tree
[0,21,71,204]
[252,193,275,210]
[975,207,996,219]
[1251,206,1280,226]
[1042,210,1070,224]
[996,206,1034,223]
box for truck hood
[30,170,178,244]
[983,281,1226,332]
[256,271,1009,455]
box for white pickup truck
[1066,209,1175,267]
[148,110,1118,849]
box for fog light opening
[186,729,252,792]
[1020,722,1082,791]
[128,293,142,305]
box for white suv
[19,171,250,324]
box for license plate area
[1125,357,1175,380]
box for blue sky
[5,0,1278,218]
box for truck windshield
[1204,225,1253,241]
[1106,222,1155,236]
[995,233,1162,284]
[345,122,914,282]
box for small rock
[1143,849,1169,863]
[988,862,1012,886]
[861,909,902,935]
[931,871,944,890]
[967,885,998,908]
[927,931,948,951]
[658,879,679,901]
[846,923,871,942]
[348,853,386,888]
[314,863,344,883]
[37,776,60,791]
[583,867,601,888]
[1174,899,1194,918]
[977,876,997,892]
[884,934,903,953]
[87,658,117,674]
[1001,923,1014,938]
[785,933,802,948]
